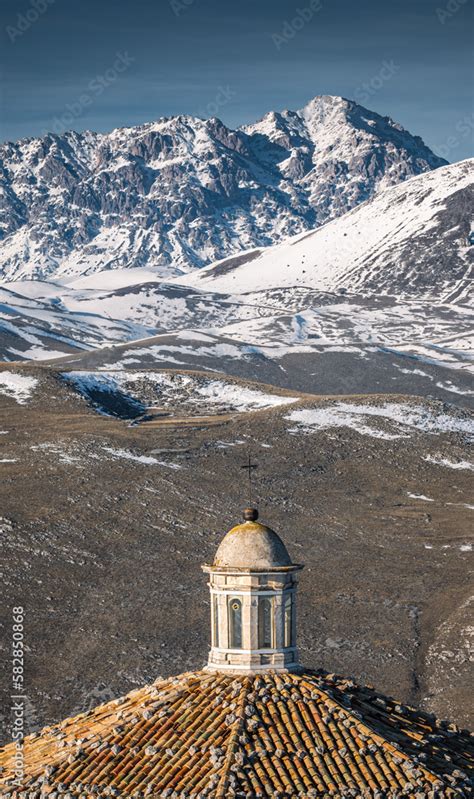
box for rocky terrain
[0,363,472,744]
[0,95,446,282]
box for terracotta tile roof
[1,669,472,798]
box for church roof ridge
[2,668,472,797]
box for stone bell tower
[202,508,303,673]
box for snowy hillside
[177,160,473,302]
[0,276,286,359]
[0,96,445,282]
[61,370,298,420]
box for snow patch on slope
[0,371,38,404]
[102,447,182,468]
[286,401,474,440]
[423,455,474,471]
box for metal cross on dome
[241,452,258,506]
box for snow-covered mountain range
[0,96,472,406]
[0,95,446,282]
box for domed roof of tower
[211,508,297,570]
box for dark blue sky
[1,0,473,161]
